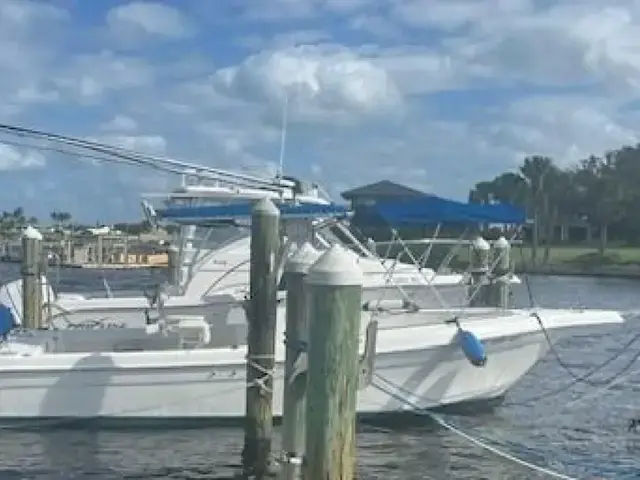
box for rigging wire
[518,243,640,389]
[0,122,287,191]
[370,373,579,480]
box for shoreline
[515,263,640,280]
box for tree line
[468,145,640,263]
[0,209,158,239]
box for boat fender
[456,329,487,367]
[0,303,15,339]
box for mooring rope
[370,373,579,479]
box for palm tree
[468,181,494,204]
[574,155,622,255]
[518,155,555,264]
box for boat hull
[0,330,550,424]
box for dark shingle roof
[341,180,427,201]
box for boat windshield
[182,224,248,252]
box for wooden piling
[303,244,364,480]
[166,244,180,287]
[21,226,43,329]
[469,236,490,307]
[488,236,511,308]
[39,249,53,323]
[242,198,281,479]
[281,242,320,480]
[96,234,104,266]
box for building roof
[341,180,427,201]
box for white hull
[48,282,471,331]
[0,308,623,421]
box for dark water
[1,263,639,479]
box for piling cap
[494,236,510,249]
[22,225,43,241]
[285,242,321,274]
[167,244,179,253]
[252,197,280,217]
[306,244,364,286]
[472,236,490,251]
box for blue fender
[0,303,14,337]
[456,328,487,367]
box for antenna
[277,93,289,179]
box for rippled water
[0,263,639,479]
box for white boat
[0,173,492,330]
[0,300,623,422]
[0,193,626,424]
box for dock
[60,262,167,270]
[1,229,170,269]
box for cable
[504,331,640,406]
[523,274,639,391]
[516,242,640,392]
[370,374,579,479]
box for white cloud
[391,0,531,31]
[485,96,639,166]
[212,45,403,121]
[0,144,46,170]
[0,0,68,32]
[54,50,154,101]
[101,115,139,133]
[106,2,193,39]
[0,0,68,116]
[7,0,640,219]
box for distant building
[340,180,430,238]
[341,180,427,210]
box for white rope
[370,377,579,480]
[246,354,276,394]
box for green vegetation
[510,246,640,267]
[0,208,162,240]
[0,208,38,239]
[469,150,640,267]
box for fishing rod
[0,123,293,192]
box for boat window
[191,225,249,250]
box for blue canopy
[156,202,350,223]
[370,196,526,225]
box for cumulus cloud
[54,50,154,102]
[0,144,46,170]
[212,45,403,121]
[106,2,193,40]
[101,115,139,133]
[4,0,640,220]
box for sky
[2,0,640,223]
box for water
[0,263,639,479]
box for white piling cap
[22,225,43,240]
[253,197,280,217]
[285,242,321,274]
[494,236,510,249]
[306,244,364,286]
[472,236,490,251]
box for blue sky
[1,0,640,223]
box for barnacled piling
[242,198,281,479]
[280,242,320,480]
[303,244,364,480]
[21,226,43,329]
